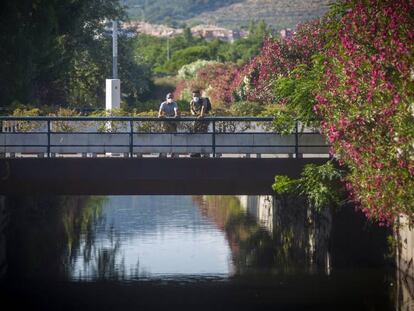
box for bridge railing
[0,116,329,158]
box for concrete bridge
[0,116,330,195]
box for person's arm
[199,105,205,118]
[174,102,180,118]
[190,101,196,116]
[158,103,165,118]
[198,99,207,118]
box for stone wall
[396,215,414,310]
[397,216,414,279]
[395,268,414,311]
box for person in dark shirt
[189,90,211,157]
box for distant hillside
[125,0,244,27]
[189,0,333,30]
[125,0,333,30]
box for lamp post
[106,20,121,112]
[112,20,118,79]
[167,36,170,61]
[166,30,173,61]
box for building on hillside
[191,25,248,42]
[121,21,248,42]
[121,21,183,37]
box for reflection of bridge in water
[0,117,330,195]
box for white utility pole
[106,20,121,111]
[166,30,173,61]
[112,20,118,79]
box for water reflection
[199,195,334,275]
[71,196,233,280]
[0,195,402,310]
[396,269,414,310]
[1,195,393,281]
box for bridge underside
[0,158,329,195]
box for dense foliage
[232,20,326,107]
[132,20,269,75]
[273,161,345,212]
[174,61,238,108]
[314,0,414,224]
[0,0,151,108]
[235,0,414,224]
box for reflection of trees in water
[79,229,125,280]
[62,199,131,281]
[197,195,391,277]
[197,195,333,275]
[197,196,282,275]
[271,196,332,274]
[4,196,117,280]
[62,197,106,264]
[395,269,414,311]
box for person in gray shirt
[158,93,180,119]
[158,93,180,157]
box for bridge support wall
[0,158,328,195]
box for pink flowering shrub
[232,20,327,104]
[313,0,414,224]
[174,62,238,107]
[237,0,413,224]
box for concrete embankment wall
[397,216,414,278]
[396,216,414,310]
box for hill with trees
[125,0,332,29]
[189,0,332,29]
[125,0,243,28]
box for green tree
[183,26,194,44]
[0,0,124,107]
[163,45,211,73]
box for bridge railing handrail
[0,116,328,158]
[0,116,274,122]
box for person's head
[192,90,201,102]
[166,93,174,103]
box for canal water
[0,195,402,310]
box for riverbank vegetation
[172,0,414,225]
[263,0,413,225]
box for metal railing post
[212,120,216,158]
[129,120,133,158]
[47,119,51,158]
[295,121,299,159]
